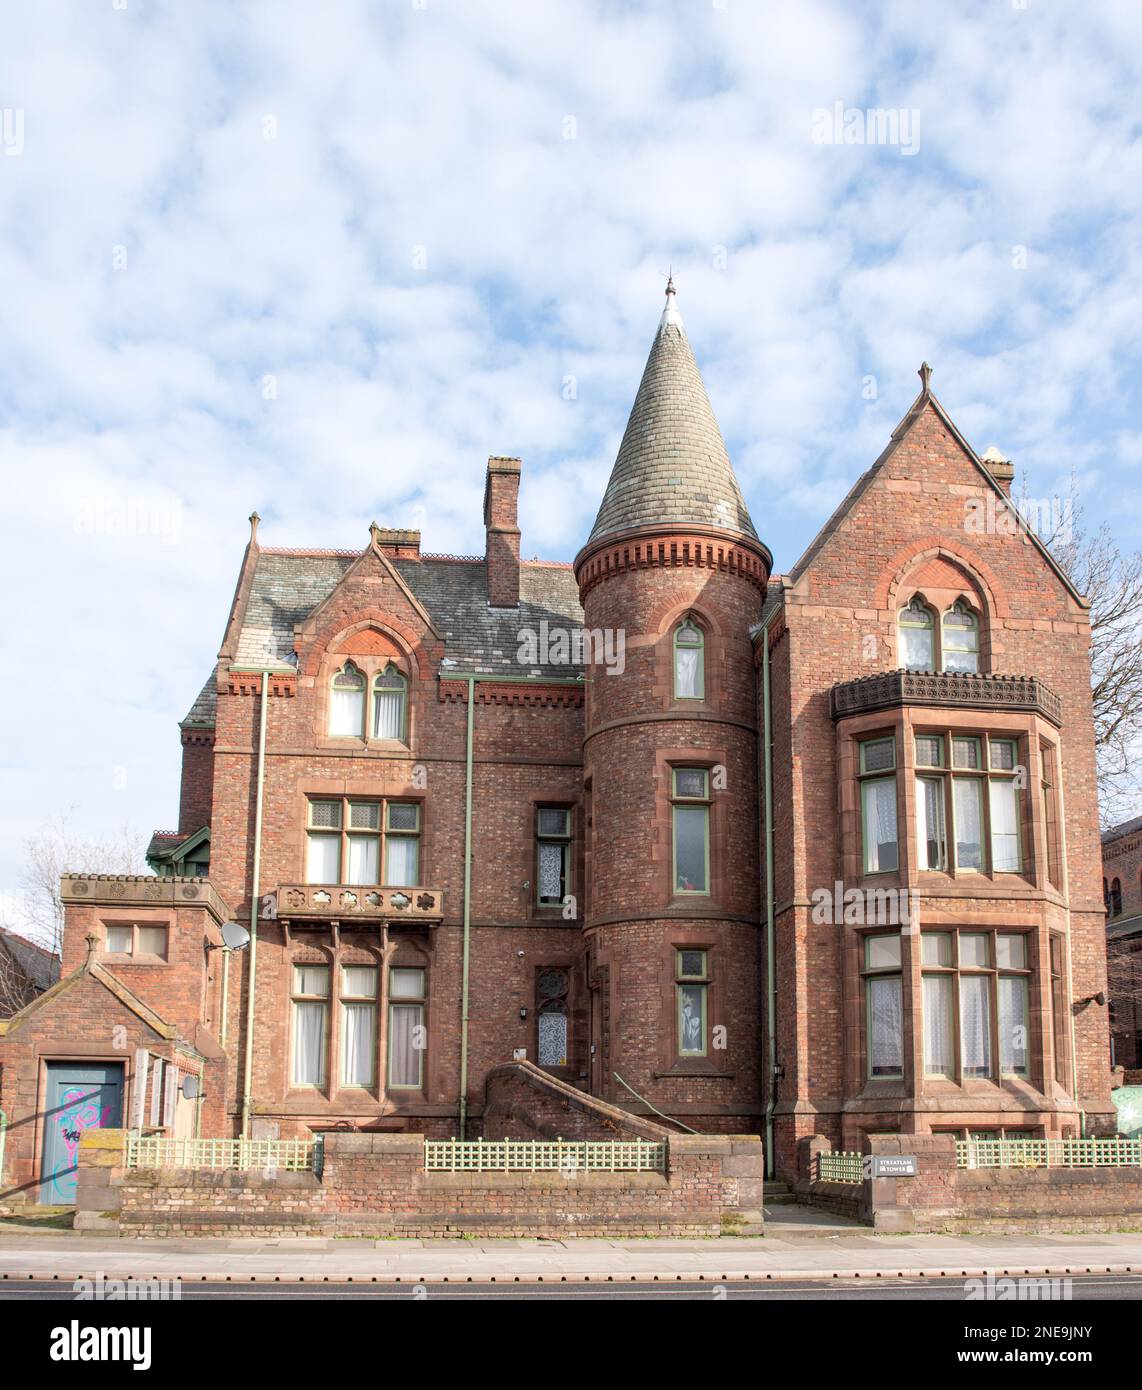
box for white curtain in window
[388,1003,424,1087]
[675,648,700,697]
[916,776,944,870]
[341,1002,376,1086]
[330,685,364,736]
[306,833,340,885]
[373,690,404,739]
[868,976,902,1074]
[989,780,1020,871]
[384,836,418,886]
[953,778,983,869]
[923,974,953,1075]
[292,1001,327,1085]
[998,975,1029,1074]
[959,975,991,1076]
[864,779,898,872]
[346,835,379,886]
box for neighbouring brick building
[0,283,1114,1201]
[1102,816,1142,1069]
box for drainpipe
[760,615,778,1178]
[459,674,476,1139]
[219,949,230,1049]
[240,670,270,1138]
[0,1107,7,1195]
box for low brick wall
[796,1133,1142,1233]
[95,1128,764,1239]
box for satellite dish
[181,1074,200,1101]
[220,921,251,952]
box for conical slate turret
[587,281,758,544]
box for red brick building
[0,285,1114,1200]
[1102,817,1142,1069]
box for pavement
[2,1218,1142,1285]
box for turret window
[673,620,705,700]
[672,769,710,894]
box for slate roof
[181,552,587,723]
[1104,814,1142,845]
[586,287,758,546]
[0,929,60,993]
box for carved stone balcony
[829,670,1063,727]
[275,884,445,927]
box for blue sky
[1,0,1140,927]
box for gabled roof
[787,365,1088,608]
[585,283,758,547]
[0,929,60,993]
[0,953,177,1040]
[219,549,585,681]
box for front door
[40,1062,124,1205]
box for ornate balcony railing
[830,670,1062,727]
[275,884,444,923]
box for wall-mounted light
[519,1007,528,1021]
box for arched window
[942,600,979,674]
[1111,878,1123,918]
[673,619,705,700]
[898,598,934,671]
[372,665,407,740]
[329,662,366,736]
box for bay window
[921,930,1032,1081]
[910,733,1023,876]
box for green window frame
[329,661,367,737]
[675,949,709,1057]
[671,769,710,895]
[673,620,705,700]
[858,740,898,875]
[306,796,421,887]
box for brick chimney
[484,456,521,608]
[981,445,1015,497]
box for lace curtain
[384,835,418,886]
[868,975,902,1074]
[989,781,1020,871]
[998,975,1028,1074]
[675,648,700,697]
[959,975,991,1075]
[953,778,983,869]
[923,974,953,1075]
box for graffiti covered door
[40,1063,124,1205]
